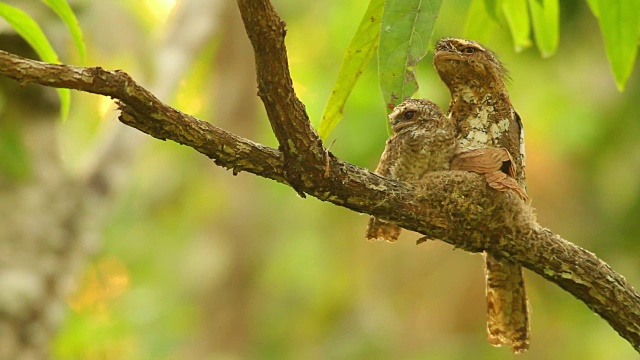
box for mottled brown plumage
[365,98,455,242]
[434,38,525,185]
[452,148,528,202]
[434,38,530,353]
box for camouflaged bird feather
[365,99,456,242]
[434,37,530,353]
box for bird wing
[450,147,515,175]
[451,148,528,202]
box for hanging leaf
[483,0,499,22]
[528,0,559,58]
[587,0,640,91]
[40,0,87,62]
[317,0,384,140]
[0,3,70,119]
[465,0,499,44]
[378,0,441,113]
[500,0,532,52]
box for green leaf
[378,0,441,113]
[40,0,87,62]
[585,0,599,17]
[0,3,60,62]
[528,0,559,58]
[587,0,640,91]
[500,0,532,52]
[56,88,70,120]
[0,3,70,119]
[317,0,384,140]
[483,0,499,22]
[465,0,499,43]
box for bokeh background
[1,0,639,359]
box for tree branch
[236,0,325,196]
[0,1,639,352]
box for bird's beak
[392,121,415,133]
[434,50,463,63]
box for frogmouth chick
[365,98,456,242]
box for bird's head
[433,38,507,92]
[388,98,445,134]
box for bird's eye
[463,47,476,54]
[403,111,416,120]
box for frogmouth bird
[365,98,456,242]
[434,37,530,353]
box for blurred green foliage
[0,1,72,118]
[587,0,640,90]
[1,0,639,359]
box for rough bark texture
[0,0,639,353]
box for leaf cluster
[317,0,640,139]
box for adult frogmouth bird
[434,37,530,353]
[365,98,456,242]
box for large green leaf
[378,0,441,113]
[0,3,60,62]
[585,0,598,17]
[528,0,559,58]
[40,0,86,62]
[0,3,70,119]
[500,0,532,52]
[587,0,640,91]
[483,0,499,22]
[465,0,499,44]
[317,0,384,140]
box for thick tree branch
[236,0,325,196]
[0,2,639,352]
[0,52,286,183]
